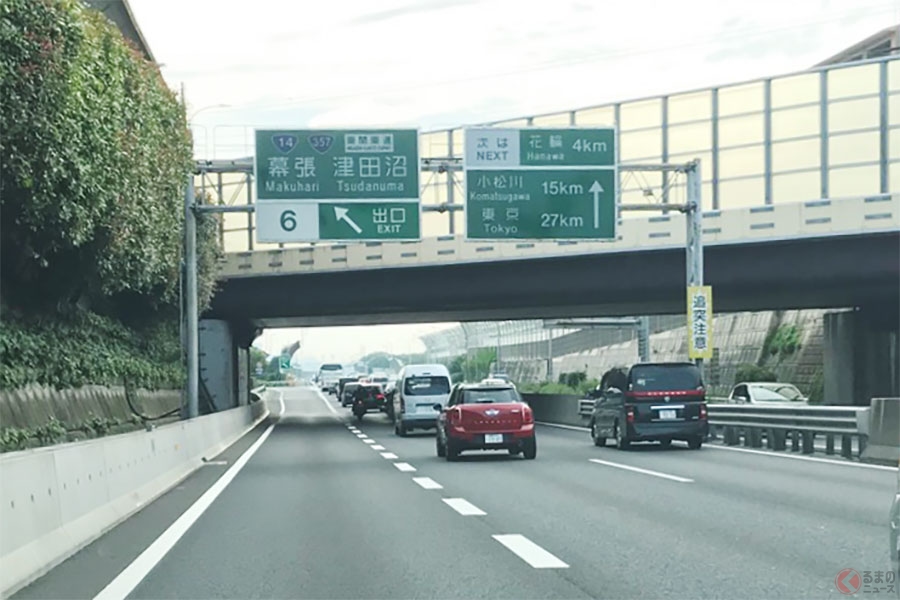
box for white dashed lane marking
[412,477,443,490]
[442,498,486,516]
[492,534,569,569]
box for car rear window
[752,383,803,401]
[462,388,521,404]
[343,383,360,395]
[629,365,702,392]
[359,385,382,398]
[404,376,450,396]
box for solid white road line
[708,444,899,471]
[589,458,694,483]
[93,424,276,600]
[412,477,443,490]
[371,445,386,450]
[363,439,376,445]
[536,421,588,432]
[537,421,895,472]
[442,498,486,516]
[492,535,569,569]
[393,462,416,472]
[314,389,339,415]
[381,452,398,459]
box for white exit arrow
[334,206,362,234]
[589,181,604,229]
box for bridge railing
[217,193,899,278]
[198,54,900,254]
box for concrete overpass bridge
[193,54,900,411]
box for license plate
[484,434,503,444]
[659,409,677,420]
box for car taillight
[699,403,707,420]
[625,404,635,423]
[523,406,534,424]
[376,394,384,401]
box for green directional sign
[319,202,420,241]
[464,127,617,241]
[254,128,421,243]
[466,169,616,240]
[278,354,290,372]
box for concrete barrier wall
[861,397,900,465]
[523,394,586,428]
[0,399,269,597]
[0,384,181,430]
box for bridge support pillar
[824,307,899,406]
[198,319,259,413]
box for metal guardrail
[708,404,869,459]
[577,397,869,459]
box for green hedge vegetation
[0,304,184,390]
[519,373,599,396]
[0,0,219,390]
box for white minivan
[392,364,452,436]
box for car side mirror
[433,403,443,412]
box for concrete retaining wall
[523,394,585,428]
[861,397,900,465]
[0,398,270,597]
[0,384,181,431]
[552,309,827,397]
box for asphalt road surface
[16,386,897,599]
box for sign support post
[184,174,199,419]
[685,161,706,378]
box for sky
[129,0,897,360]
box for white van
[392,364,452,436]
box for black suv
[588,362,708,450]
[337,377,360,402]
[341,382,361,407]
[351,383,387,414]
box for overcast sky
[130,0,896,360]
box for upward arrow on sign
[589,181,604,229]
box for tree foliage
[734,364,778,384]
[0,0,217,320]
[446,349,496,383]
